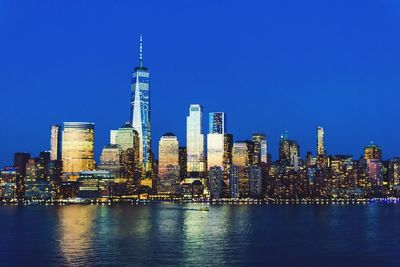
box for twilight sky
[1,0,400,166]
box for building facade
[187,104,205,174]
[50,124,62,161]
[158,133,180,194]
[131,35,151,168]
[62,122,95,181]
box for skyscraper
[279,131,300,166]
[62,122,95,181]
[157,133,180,194]
[187,104,205,174]
[99,144,123,177]
[364,142,382,160]
[113,123,140,151]
[317,126,325,156]
[209,112,226,134]
[131,35,151,168]
[50,124,62,161]
[110,123,141,185]
[14,152,31,200]
[253,133,268,165]
[232,141,254,198]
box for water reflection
[57,206,97,265]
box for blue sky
[1,0,400,166]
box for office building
[187,104,205,174]
[157,133,180,194]
[50,124,62,161]
[62,122,95,181]
[131,35,151,167]
[232,141,254,198]
[317,126,325,156]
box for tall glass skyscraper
[187,104,205,174]
[317,126,325,156]
[62,122,95,181]
[131,35,151,168]
[209,112,226,134]
[207,112,226,170]
[50,124,61,161]
[252,133,268,165]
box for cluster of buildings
[1,36,400,202]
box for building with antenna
[131,34,151,170]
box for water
[0,204,399,266]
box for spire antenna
[139,34,143,67]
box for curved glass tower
[131,35,151,167]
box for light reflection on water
[0,204,399,266]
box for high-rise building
[24,151,52,200]
[209,166,223,199]
[187,104,205,174]
[0,166,18,199]
[249,165,263,198]
[253,133,268,165]
[99,144,123,177]
[207,112,226,171]
[209,112,226,134]
[364,143,382,160]
[232,141,254,198]
[62,122,95,181]
[223,133,234,196]
[157,133,180,194]
[229,165,240,199]
[179,147,187,181]
[14,152,31,200]
[50,125,62,161]
[131,35,151,167]
[317,126,325,156]
[279,131,300,166]
[207,134,225,170]
[113,123,140,151]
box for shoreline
[0,197,399,206]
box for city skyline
[1,0,400,167]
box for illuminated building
[46,160,63,198]
[223,134,233,195]
[62,122,95,181]
[229,165,240,199]
[186,104,205,174]
[232,141,254,198]
[25,152,52,200]
[363,143,383,190]
[366,159,384,188]
[209,166,223,199]
[389,157,400,188]
[279,131,300,166]
[209,112,226,134]
[0,167,17,199]
[179,147,187,181]
[77,171,114,199]
[131,35,151,167]
[207,134,224,170]
[364,143,382,160]
[253,133,268,165]
[50,124,62,161]
[110,123,141,186]
[157,133,180,194]
[328,155,355,196]
[113,123,140,151]
[249,165,263,198]
[14,152,31,200]
[99,144,123,177]
[317,126,325,156]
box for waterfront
[0,204,399,266]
